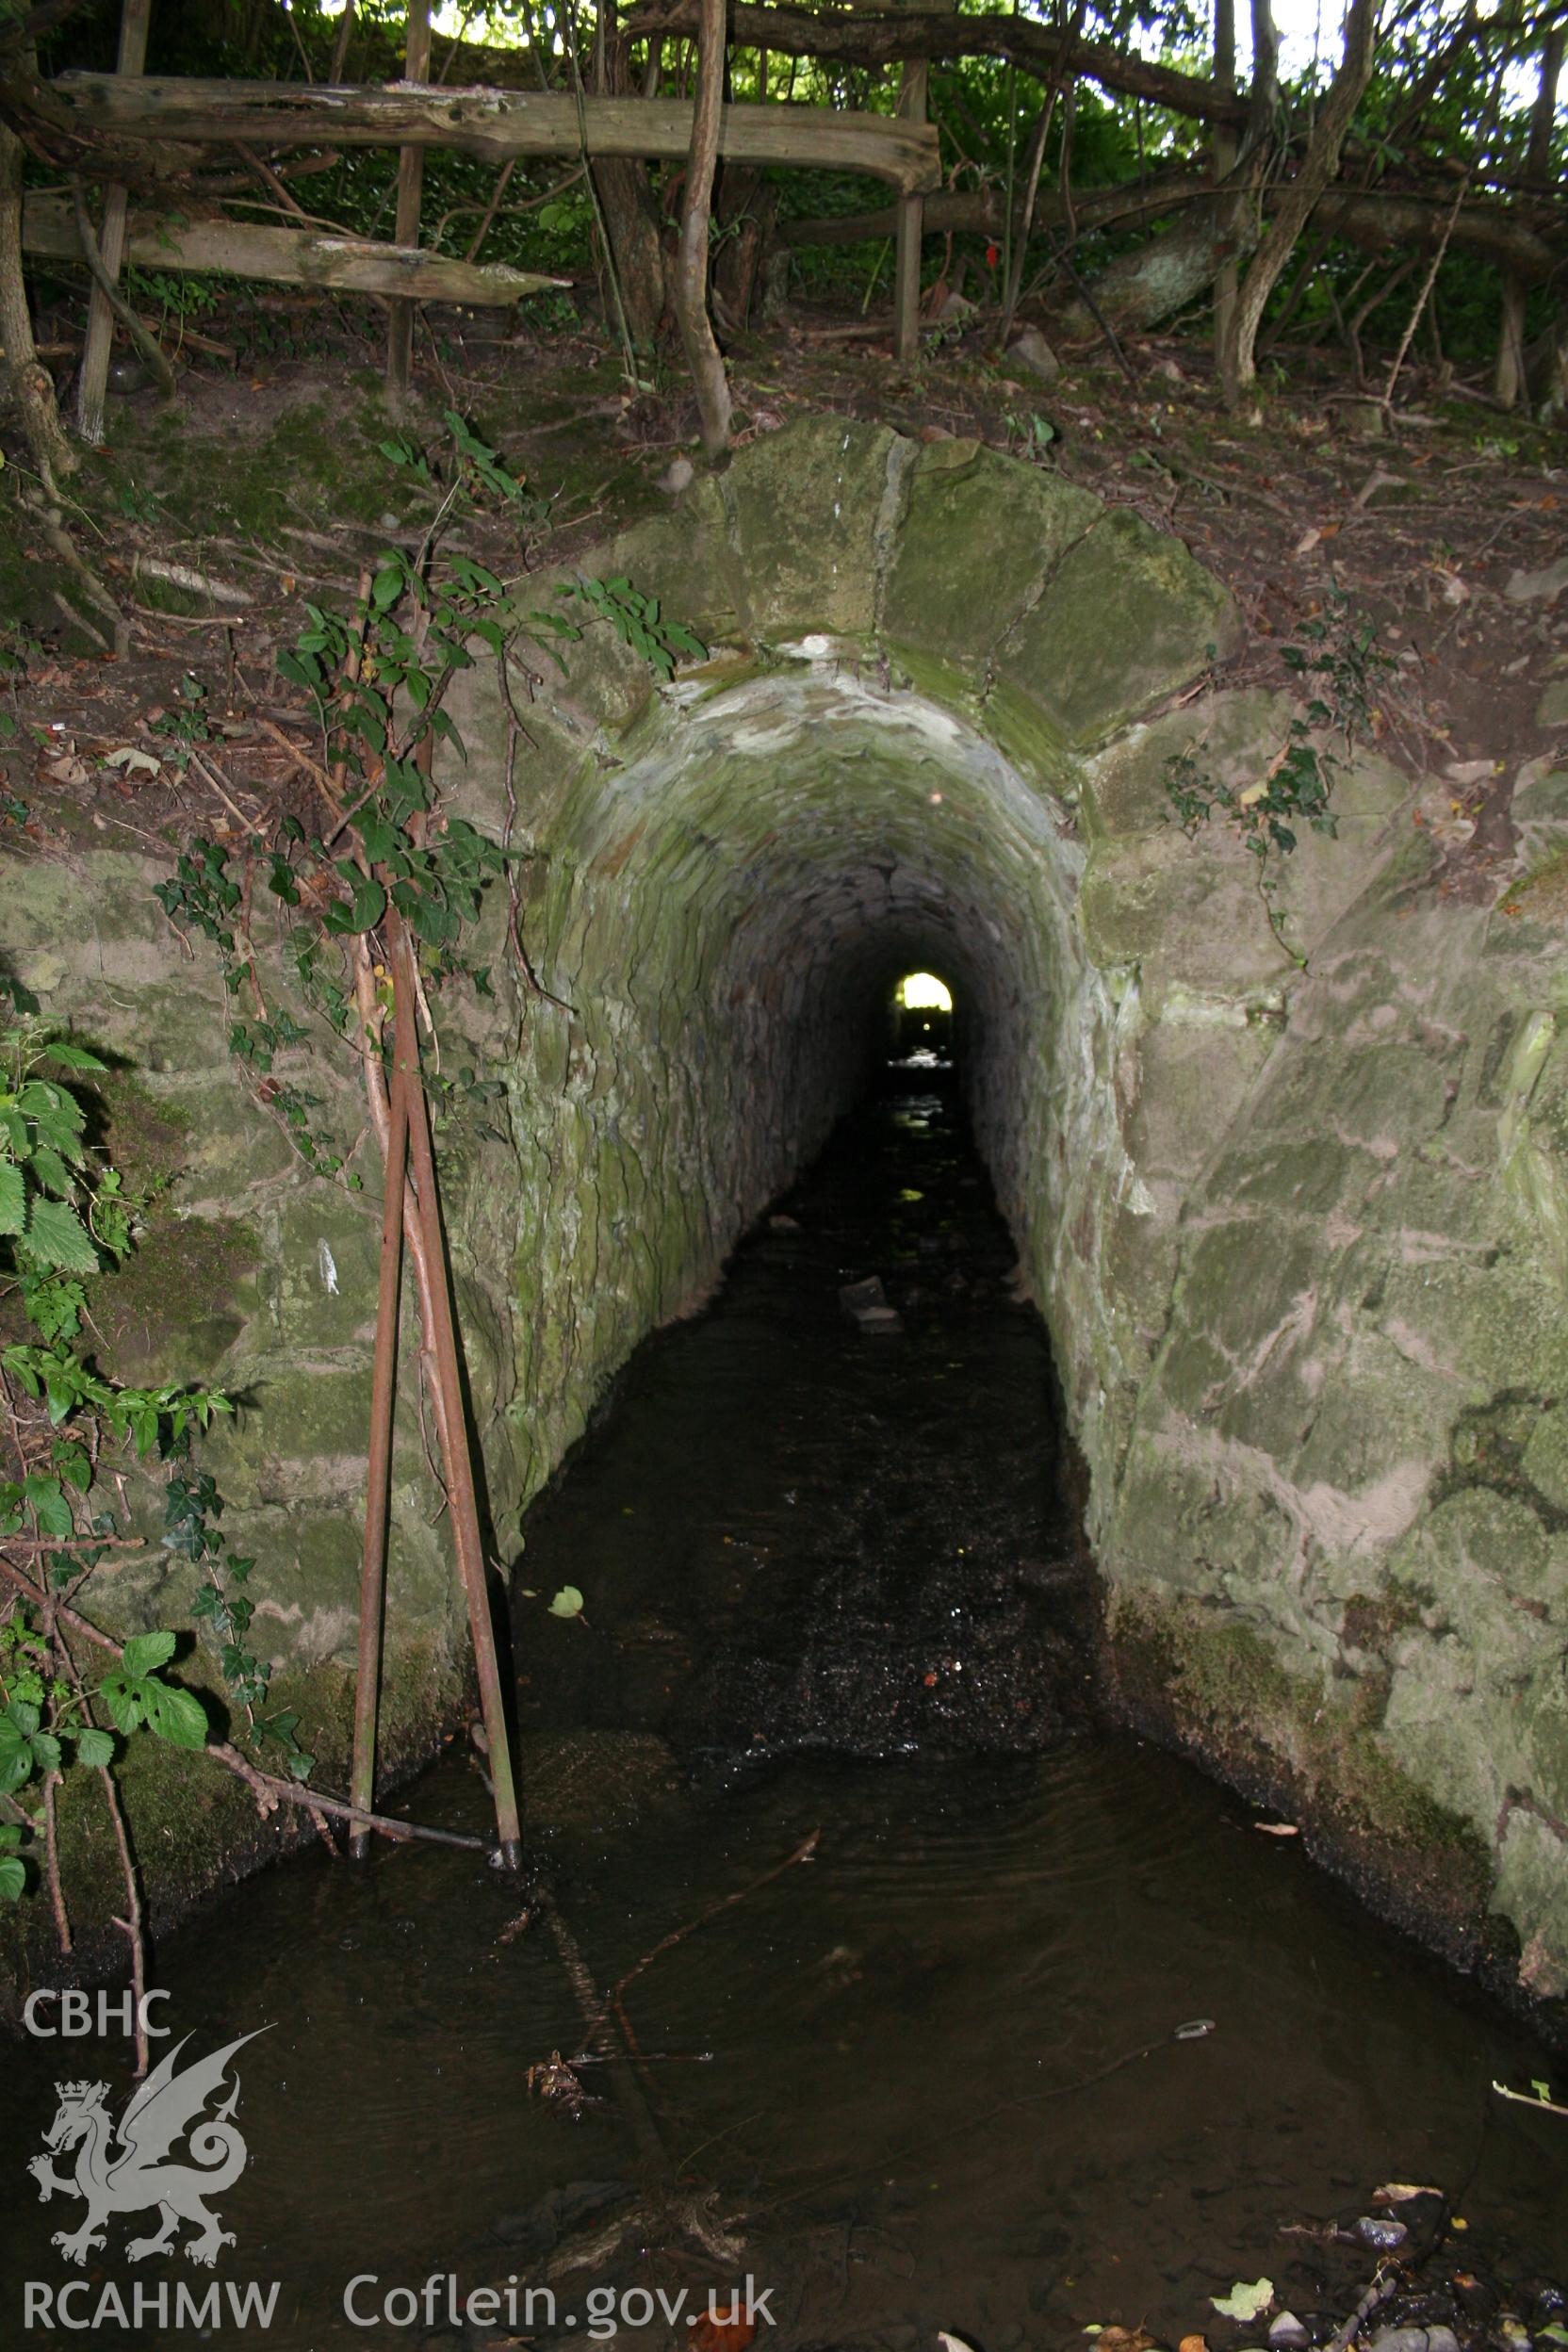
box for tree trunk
[1218,0,1376,405]
[1211,0,1236,370]
[0,120,75,489]
[1495,23,1561,407]
[590,154,669,347]
[674,0,729,455]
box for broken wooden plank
[23,198,567,303]
[42,76,944,194]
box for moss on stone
[1104,1586,1500,1967]
[95,1216,261,1385]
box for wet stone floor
[1,1072,1565,2352]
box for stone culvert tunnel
[5,417,1567,2006]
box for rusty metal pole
[348,1037,409,1861]
[389,915,523,1868]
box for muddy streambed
[0,1077,1563,2351]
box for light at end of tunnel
[898,972,953,1012]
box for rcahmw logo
[23,2029,281,2333]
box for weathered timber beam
[41,76,943,193]
[784,170,1203,245]
[784,175,1560,286]
[622,3,1250,126]
[22,196,568,301]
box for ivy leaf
[122,1628,177,1679]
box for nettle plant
[1165,590,1392,966]
[0,994,309,1970]
[155,411,703,1168]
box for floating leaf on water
[1213,2282,1275,2324]
[547,1585,585,1619]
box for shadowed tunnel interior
[500,662,1135,1512]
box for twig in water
[611,1828,820,2007]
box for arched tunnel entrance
[439,419,1568,2006]
[491,655,1120,1757]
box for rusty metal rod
[349,1035,410,1861]
[390,913,524,1869]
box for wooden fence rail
[42,75,943,193]
[23,197,566,305]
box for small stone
[919,423,956,443]
[1005,327,1060,384]
[839,1274,903,1332]
[935,290,976,323]
[1537,680,1568,728]
[1269,2316,1310,2349]
[1152,356,1184,382]
[1367,2331,1433,2352]
[1443,760,1495,785]
[1357,2214,1409,2249]
[1506,556,1568,605]
[769,1213,800,1231]
[658,455,695,495]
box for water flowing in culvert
[2,1081,1564,2352]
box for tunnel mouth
[890,968,956,1072]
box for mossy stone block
[994,507,1239,748]
[881,440,1099,683]
[721,414,894,641]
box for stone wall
[5,415,1565,2003]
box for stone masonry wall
[4,416,1564,2004]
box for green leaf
[22,1474,72,1537]
[548,1585,585,1619]
[122,1628,178,1679]
[1212,2282,1274,2324]
[28,1729,60,1772]
[0,1855,24,1900]
[0,1163,24,1235]
[44,1043,106,1071]
[98,1674,144,1734]
[24,1197,100,1274]
[74,1725,115,1768]
[141,1677,208,1750]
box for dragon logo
[30,2031,265,2269]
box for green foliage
[0,1006,307,1914]
[563,575,706,682]
[172,1471,313,1777]
[1165,594,1392,965]
[159,413,704,1194]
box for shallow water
[2,1077,1563,2350]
